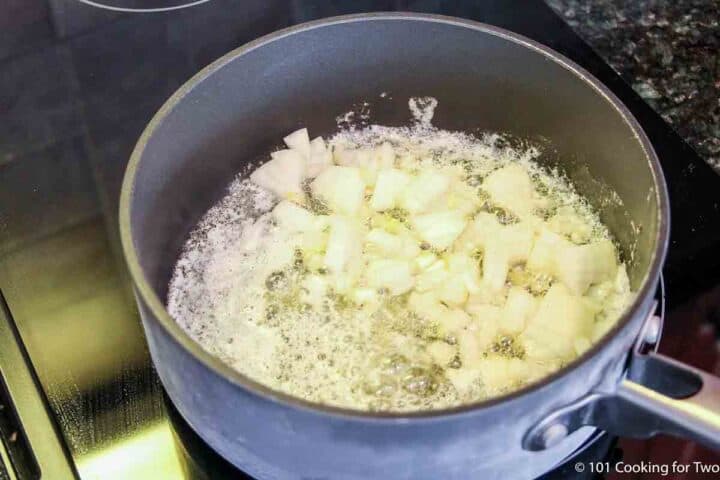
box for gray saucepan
[120,13,720,480]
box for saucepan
[120,13,719,479]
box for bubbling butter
[167,108,633,412]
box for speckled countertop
[546,0,720,171]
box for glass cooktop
[1,1,719,479]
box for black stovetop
[1,1,719,479]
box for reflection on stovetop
[1,0,719,478]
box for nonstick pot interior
[127,16,664,307]
[123,14,667,402]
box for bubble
[265,270,289,291]
[402,368,438,396]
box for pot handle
[613,351,720,449]
[524,312,720,451]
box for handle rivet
[643,315,661,345]
[541,423,568,448]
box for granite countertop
[547,0,720,172]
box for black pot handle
[524,306,720,451]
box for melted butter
[167,126,633,412]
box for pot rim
[119,12,670,422]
